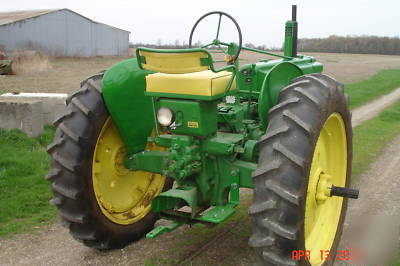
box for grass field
[346,68,400,109]
[352,101,400,178]
[0,127,55,237]
[1,51,400,94]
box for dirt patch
[0,194,255,266]
[1,51,400,94]
[240,51,400,83]
[0,56,130,94]
[308,52,400,83]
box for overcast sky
[2,0,399,47]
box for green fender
[102,58,155,155]
[258,62,303,130]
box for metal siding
[64,10,91,56]
[0,9,129,56]
[92,23,113,56]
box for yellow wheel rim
[92,117,166,225]
[305,113,347,265]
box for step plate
[198,205,236,223]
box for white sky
[2,0,399,47]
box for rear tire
[249,74,352,265]
[46,74,171,250]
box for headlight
[156,107,174,126]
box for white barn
[0,9,130,57]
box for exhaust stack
[284,5,298,58]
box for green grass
[346,69,400,109]
[352,101,400,179]
[0,126,55,237]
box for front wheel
[46,74,171,249]
[249,74,352,265]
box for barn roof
[0,9,130,33]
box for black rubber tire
[46,74,172,250]
[249,74,352,265]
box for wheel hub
[92,117,166,225]
[315,172,332,203]
[305,112,347,265]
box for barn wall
[0,9,129,56]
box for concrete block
[0,99,44,137]
[0,93,68,125]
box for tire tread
[250,74,352,265]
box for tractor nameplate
[187,121,199,128]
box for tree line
[130,35,400,55]
[297,35,400,55]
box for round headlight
[156,107,174,126]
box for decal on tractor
[187,121,199,128]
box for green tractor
[47,6,358,265]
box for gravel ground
[351,87,400,127]
[337,135,400,265]
[0,96,399,265]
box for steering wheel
[189,11,242,62]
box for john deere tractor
[47,6,358,265]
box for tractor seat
[136,47,236,100]
[146,70,236,97]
